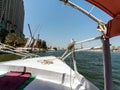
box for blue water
[39,50,120,90]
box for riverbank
[0,54,21,62]
[89,48,120,52]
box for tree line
[0,29,47,49]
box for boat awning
[86,0,120,38]
[86,0,120,18]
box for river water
[39,50,120,90]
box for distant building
[0,0,25,37]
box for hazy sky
[23,0,120,48]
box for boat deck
[24,77,70,90]
[0,56,99,90]
[0,56,74,74]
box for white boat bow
[0,56,99,90]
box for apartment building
[0,0,25,37]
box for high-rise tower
[0,0,25,37]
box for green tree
[41,40,47,49]
[5,33,17,46]
[36,39,42,48]
[35,39,47,49]
[0,29,8,43]
[18,37,27,47]
[5,33,26,47]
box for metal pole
[101,37,113,90]
[28,24,33,39]
[71,47,78,72]
[60,0,102,24]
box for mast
[28,24,34,51]
[28,24,33,39]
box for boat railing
[0,42,39,59]
[60,36,102,85]
[61,36,101,61]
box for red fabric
[86,0,120,18]
[86,0,120,38]
[0,71,31,90]
[106,15,120,38]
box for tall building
[0,0,25,37]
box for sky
[23,0,120,49]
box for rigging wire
[88,6,95,14]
